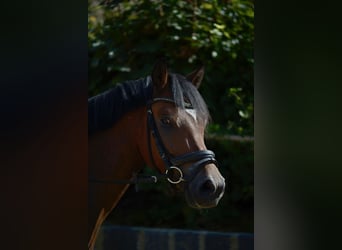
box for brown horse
[88,60,225,250]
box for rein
[88,97,218,186]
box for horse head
[141,60,226,208]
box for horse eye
[160,117,172,126]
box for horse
[88,60,226,250]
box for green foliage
[89,0,254,232]
[89,0,254,136]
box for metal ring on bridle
[166,166,184,184]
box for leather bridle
[146,97,218,184]
[89,97,218,185]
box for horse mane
[88,73,209,135]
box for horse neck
[88,106,147,248]
[89,106,147,179]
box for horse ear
[186,66,205,89]
[152,59,168,92]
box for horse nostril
[199,180,216,195]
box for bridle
[88,97,218,185]
[146,97,218,184]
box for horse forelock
[169,73,210,124]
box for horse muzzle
[180,160,225,209]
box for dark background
[1,0,342,250]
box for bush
[89,0,254,135]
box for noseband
[147,98,218,184]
